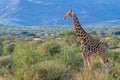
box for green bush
[60,45,83,70]
[64,35,77,45]
[4,43,15,55]
[107,51,120,63]
[58,30,77,45]
[108,37,120,49]
[12,43,47,80]
[41,41,61,56]
[58,30,75,36]
[0,45,3,56]
[11,42,72,80]
[0,55,12,76]
[48,41,61,56]
[33,60,70,80]
[0,38,4,56]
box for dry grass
[110,48,120,52]
[73,68,111,80]
[0,76,8,80]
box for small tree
[48,41,61,56]
[0,45,3,56]
[41,41,61,56]
[4,43,15,55]
[0,38,4,56]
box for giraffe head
[64,9,73,20]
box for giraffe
[63,9,113,72]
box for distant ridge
[0,0,120,26]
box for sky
[0,0,120,26]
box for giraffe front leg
[87,55,92,70]
[82,53,88,69]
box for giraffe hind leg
[99,53,107,65]
[98,52,108,72]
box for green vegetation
[0,24,120,80]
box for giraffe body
[64,9,113,71]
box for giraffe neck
[72,13,90,44]
[72,13,84,31]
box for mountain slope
[0,0,120,26]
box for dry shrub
[73,68,110,80]
[33,60,71,80]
